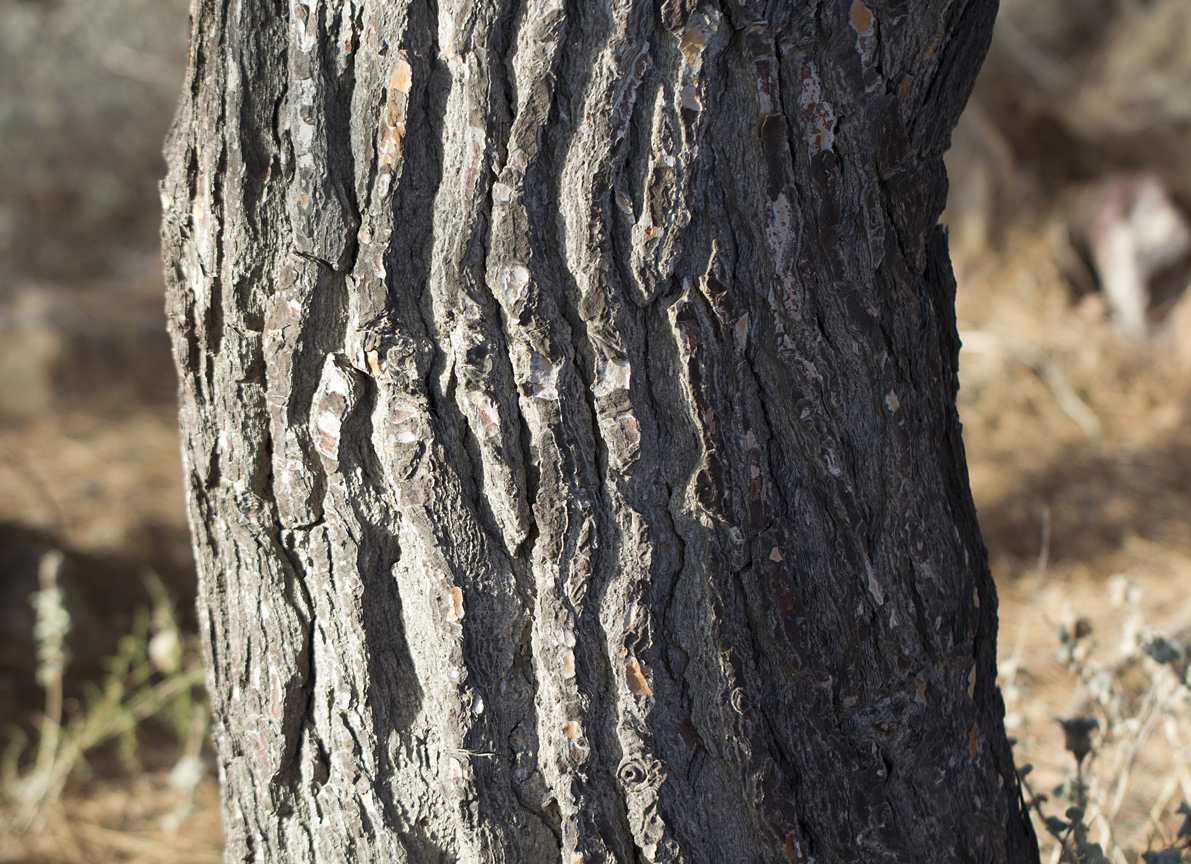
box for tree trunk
[161,0,1037,861]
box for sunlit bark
[162,0,1037,861]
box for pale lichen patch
[462,298,482,321]
[291,1,318,53]
[464,125,487,200]
[192,170,215,297]
[592,357,631,398]
[623,599,639,631]
[392,426,419,445]
[314,411,343,460]
[798,61,837,155]
[437,12,456,57]
[321,357,355,400]
[465,391,501,438]
[766,191,795,276]
[506,146,528,176]
[734,314,749,350]
[310,355,359,461]
[526,353,560,400]
[501,263,530,305]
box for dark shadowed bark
[161,0,1038,861]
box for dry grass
[953,220,1191,860]
[0,771,223,864]
[948,5,1191,852]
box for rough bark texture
[161,0,1038,861]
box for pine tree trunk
[161,0,1037,861]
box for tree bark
[161,0,1037,861]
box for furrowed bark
[162,0,1038,861]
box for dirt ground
[956,222,1191,858]
[2,0,1191,861]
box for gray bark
[161,0,1037,861]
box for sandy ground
[958,223,1191,858]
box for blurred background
[1,0,1190,860]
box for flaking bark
[161,0,1039,861]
